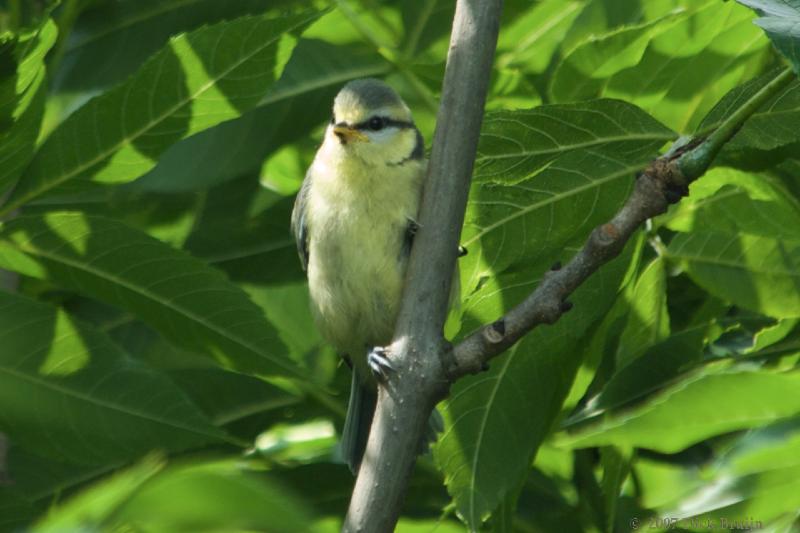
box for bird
[291,78,449,474]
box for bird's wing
[291,170,313,271]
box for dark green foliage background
[0,0,799,531]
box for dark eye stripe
[353,117,414,131]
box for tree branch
[343,1,503,531]
[447,66,797,380]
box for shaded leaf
[4,10,322,211]
[52,0,299,93]
[0,290,227,466]
[436,240,636,529]
[0,213,302,379]
[134,39,387,192]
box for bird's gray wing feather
[291,170,313,271]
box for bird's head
[325,78,423,167]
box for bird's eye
[368,117,385,131]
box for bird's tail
[341,373,377,475]
[341,372,443,475]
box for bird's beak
[333,125,369,144]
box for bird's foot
[368,346,394,382]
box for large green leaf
[460,99,674,296]
[0,213,302,379]
[2,10,322,212]
[602,0,769,131]
[661,167,800,234]
[435,241,636,530]
[668,230,800,318]
[662,169,800,318]
[51,0,297,93]
[495,0,584,73]
[696,70,800,161]
[133,38,387,192]
[32,455,165,532]
[108,459,316,532]
[737,0,800,73]
[0,18,56,193]
[181,175,303,284]
[0,290,226,465]
[558,364,800,453]
[550,13,685,103]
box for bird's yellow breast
[305,149,425,378]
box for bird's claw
[368,347,394,381]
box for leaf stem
[678,66,796,180]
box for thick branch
[343,1,503,531]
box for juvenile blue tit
[291,78,444,473]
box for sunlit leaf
[0,18,56,193]
[0,213,302,379]
[4,10,322,212]
[461,99,674,295]
[558,364,800,453]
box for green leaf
[667,230,800,319]
[550,13,684,103]
[0,212,302,379]
[461,99,674,295]
[0,18,56,193]
[181,175,304,285]
[736,0,800,73]
[557,364,800,453]
[719,418,800,477]
[52,0,298,93]
[616,257,670,368]
[134,38,387,193]
[566,320,711,428]
[0,290,226,465]
[601,1,769,131]
[0,486,35,532]
[166,366,299,429]
[600,446,631,533]
[436,241,636,530]
[109,459,315,532]
[2,10,322,213]
[696,71,800,160]
[661,167,800,234]
[32,454,165,532]
[496,0,584,73]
